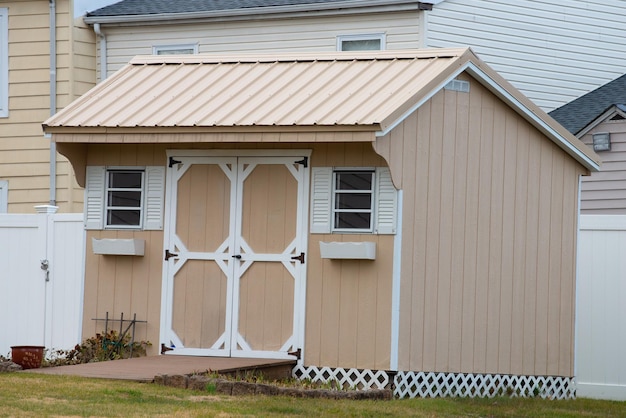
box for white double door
[161,152,309,359]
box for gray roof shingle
[549,73,626,135]
[87,0,354,17]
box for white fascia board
[84,0,424,25]
[576,105,626,138]
[377,62,600,173]
[463,63,600,172]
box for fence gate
[0,213,84,357]
[577,215,626,400]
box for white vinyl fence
[577,215,626,400]
[0,213,84,357]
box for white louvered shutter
[84,166,105,230]
[375,167,397,234]
[143,166,165,230]
[310,167,332,234]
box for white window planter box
[319,241,376,260]
[92,238,145,256]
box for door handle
[232,254,242,259]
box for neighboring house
[0,0,119,213]
[550,74,626,214]
[83,0,626,112]
[43,48,599,398]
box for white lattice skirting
[292,365,390,390]
[394,371,575,400]
[292,365,575,400]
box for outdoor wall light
[592,132,611,152]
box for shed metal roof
[44,49,468,132]
[43,48,600,171]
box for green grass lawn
[0,373,625,417]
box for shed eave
[44,124,381,139]
[83,0,428,26]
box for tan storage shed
[43,48,599,398]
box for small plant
[205,382,217,394]
[41,331,151,367]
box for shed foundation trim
[293,365,576,399]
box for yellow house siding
[0,1,93,213]
[376,75,584,377]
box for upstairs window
[153,44,198,55]
[337,34,385,51]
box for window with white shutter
[310,166,397,234]
[84,166,165,230]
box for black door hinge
[295,157,308,167]
[169,157,182,167]
[165,249,178,261]
[290,252,305,264]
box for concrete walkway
[25,355,296,382]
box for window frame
[0,8,8,118]
[337,33,386,51]
[152,43,198,55]
[331,168,376,233]
[104,168,145,230]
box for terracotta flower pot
[11,346,45,369]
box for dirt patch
[155,373,393,400]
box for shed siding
[99,12,420,79]
[580,119,626,214]
[82,141,393,366]
[427,0,626,111]
[1,0,94,212]
[376,74,584,376]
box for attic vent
[610,114,625,121]
[444,79,470,93]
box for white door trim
[160,149,311,359]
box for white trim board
[0,180,7,212]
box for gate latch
[41,259,50,282]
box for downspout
[417,6,429,48]
[93,23,107,80]
[48,0,56,206]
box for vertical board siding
[577,215,626,400]
[427,0,626,111]
[376,74,584,376]
[100,12,420,78]
[83,229,163,355]
[83,141,393,367]
[580,120,626,214]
